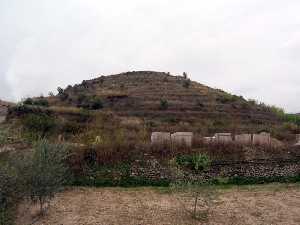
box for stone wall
[130,156,300,183]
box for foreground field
[16,184,300,225]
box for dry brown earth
[16,184,300,225]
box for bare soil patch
[16,184,300,225]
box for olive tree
[24,140,70,213]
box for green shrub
[34,98,49,107]
[23,140,70,212]
[283,114,300,126]
[90,97,103,110]
[23,98,34,105]
[0,163,20,225]
[22,114,56,139]
[159,99,169,110]
[23,97,49,107]
[176,154,211,172]
[77,95,103,110]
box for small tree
[23,114,56,139]
[183,72,188,79]
[24,140,69,213]
[171,181,218,221]
[57,87,68,101]
[57,87,64,95]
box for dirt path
[16,184,300,225]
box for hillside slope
[47,71,279,134]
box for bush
[23,97,49,107]
[159,99,169,110]
[57,87,69,101]
[23,98,34,105]
[77,95,103,110]
[0,156,26,225]
[23,140,70,212]
[90,97,103,110]
[22,114,56,139]
[176,154,211,172]
[34,98,49,107]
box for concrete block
[151,132,171,145]
[235,134,252,145]
[171,132,193,147]
[0,116,5,124]
[252,132,271,145]
[203,136,216,144]
[214,133,232,143]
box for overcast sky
[1,0,300,112]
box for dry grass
[16,184,300,225]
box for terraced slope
[48,71,279,132]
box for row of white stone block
[204,132,272,145]
[150,131,292,146]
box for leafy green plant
[24,140,70,212]
[176,154,211,172]
[77,95,103,110]
[191,154,211,171]
[159,99,169,110]
[22,114,56,139]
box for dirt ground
[16,184,300,225]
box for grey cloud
[0,0,299,112]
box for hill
[46,71,280,134]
